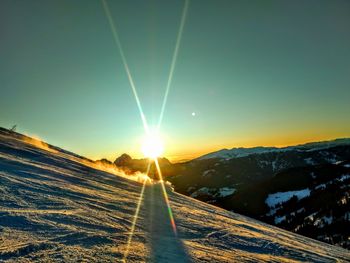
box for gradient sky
[1,0,350,161]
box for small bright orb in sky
[141,131,164,159]
[192,112,196,116]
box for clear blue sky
[1,0,349,161]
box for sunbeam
[157,0,190,130]
[123,162,152,262]
[101,0,149,133]
[154,158,177,235]
[101,0,185,259]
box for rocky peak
[114,153,132,167]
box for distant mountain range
[109,138,350,249]
[197,138,350,160]
[2,127,349,261]
[1,126,350,250]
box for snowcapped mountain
[1,127,350,261]
[165,139,350,249]
[197,139,350,160]
[197,146,284,160]
[261,162,350,248]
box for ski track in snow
[141,184,190,262]
[0,130,350,262]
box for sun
[141,131,164,159]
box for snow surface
[338,174,350,182]
[1,129,350,262]
[190,187,235,198]
[314,216,333,228]
[217,187,236,197]
[190,187,211,198]
[315,183,327,190]
[313,173,350,192]
[266,189,311,208]
[323,216,333,225]
[304,158,316,165]
[274,216,286,224]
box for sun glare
[141,131,164,159]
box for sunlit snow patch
[266,188,311,208]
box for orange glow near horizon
[158,133,350,162]
[84,132,350,163]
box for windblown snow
[1,129,349,262]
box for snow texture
[1,129,350,262]
[274,216,286,224]
[266,189,311,208]
[304,158,316,165]
[217,187,236,197]
[338,174,350,182]
[190,187,211,198]
[190,187,235,198]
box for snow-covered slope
[1,129,349,262]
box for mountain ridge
[196,138,350,161]
[2,127,349,261]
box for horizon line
[1,126,349,163]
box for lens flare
[101,0,187,258]
[141,130,164,159]
[123,162,152,262]
[157,0,190,130]
[101,0,149,133]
